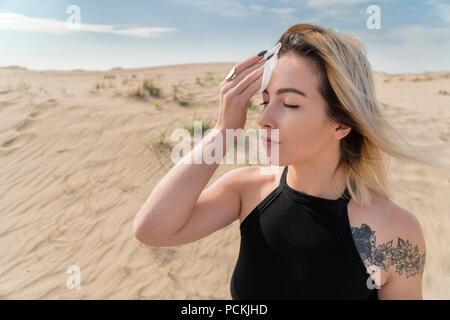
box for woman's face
[257,53,342,166]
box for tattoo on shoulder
[350,223,426,278]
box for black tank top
[230,166,378,300]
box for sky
[0,0,449,73]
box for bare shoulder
[348,192,427,286]
[225,166,281,224]
[224,165,279,192]
[365,194,426,250]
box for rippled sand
[0,65,448,299]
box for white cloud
[366,25,450,73]
[0,12,177,38]
[428,0,450,23]
[306,0,375,7]
[249,4,265,13]
[178,0,297,19]
[247,4,298,16]
[302,7,363,23]
[178,0,251,17]
[267,7,298,15]
[386,25,450,43]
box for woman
[133,24,428,300]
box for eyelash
[259,101,299,109]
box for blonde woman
[133,24,428,300]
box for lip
[260,135,280,144]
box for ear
[333,123,351,140]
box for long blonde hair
[276,23,436,206]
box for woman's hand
[216,53,267,131]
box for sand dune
[0,64,448,299]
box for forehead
[267,53,322,96]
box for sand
[0,64,448,299]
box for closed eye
[259,101,299,109]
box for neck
[286,146,346,200]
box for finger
[234,53,265,75]
[235,64,265,96]
[231,58,266,87]
[240,74,264,103]
[220,58,265,93]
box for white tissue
[256,42,282,95]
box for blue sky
[0,0,449,73]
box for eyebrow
[263,87,307,98]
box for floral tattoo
[351,223,426,278]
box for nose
[257,102,278,130]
